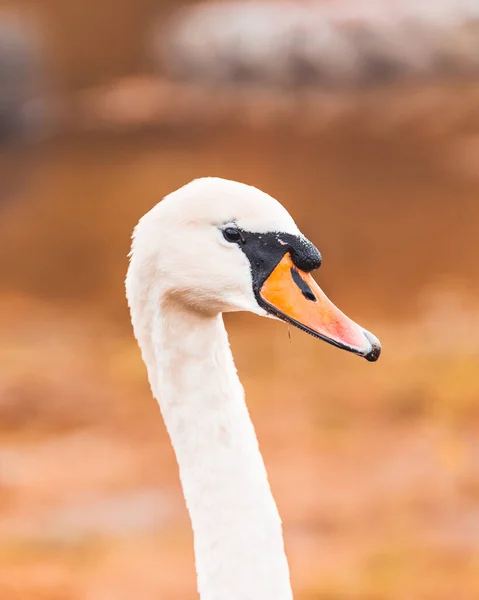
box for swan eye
[223,227,242,243]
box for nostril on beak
[363,330,382,362]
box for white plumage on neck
[127,290,293,600]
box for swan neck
[144,304,293,600]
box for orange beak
[259,254,381,361]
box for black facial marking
[291,267,317,302]
[230,229,322,293]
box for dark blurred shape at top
[0,14,45,146]
[157,0,479,88]
[0,14,46,209]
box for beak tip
[362,330,382,362]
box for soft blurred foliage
[1,1,479,599]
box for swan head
[127,177,381,362]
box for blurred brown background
[1,1,479,599]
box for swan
[125,177,381,600]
